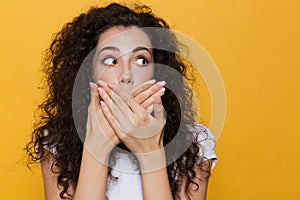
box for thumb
[153,97,165,121]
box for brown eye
[103,57,117,66]
[135,58,148,66]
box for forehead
[96,26,152,51]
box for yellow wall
[1,0,299,199]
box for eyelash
[101,56,150,67]
[135,56,150,66]
[101,57,117,66]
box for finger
[100,85,134,118]
[97,79,108,88]
[128,97,149,118]
[108,84,140,117]
[112,84,147,115]
[131,79,156,97]
[134,81,166,104]
[146,104,154,113]
[98,80,131,109]
[141,87,165,110]
[108,83,149,120]
[153,97,165,121]
[100,100,127,139]
[109,84,147,113]
[89,82,100,112]
[95,109,118,141]
[108,83,132,103]
[98,87,126,120]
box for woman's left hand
[97,82,166,154]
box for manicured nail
[89,82,97,90]
[158,87,165,95]
[98,80,107,87]
[108,82,115,89]
[100,100,106,108]
[157,81,166,86]
[98,87,104,95]
[147,79,156,85]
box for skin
[93,27,154,88]
[41,26,213,200]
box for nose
[119,74,133,85]
[118,61,134,86]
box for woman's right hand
[131,80,166,113]
[98,79,166,113]
[85,82,121,162]
[85,80,165,162]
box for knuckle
[139,113,149,125]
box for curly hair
[26,2,211,199]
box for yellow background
[1,0,299,199]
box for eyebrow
[97,46,152,57]
[132,47,152,56]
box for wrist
[136,148,167,173]
[83,140,114,165]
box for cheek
[134,66,154,83]
[92,58,115,82]
[93,65,154,84]
[100,72,116,83]
[93,67,116,83]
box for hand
[131,80,166,113]
[98,79,166,113]
[85,82,121,162]
[97,82,166,154]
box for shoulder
[35,129,58,163]
[187,124,216,145]
[188,124,218,169]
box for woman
[26,3,217,200]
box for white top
[105,124,217,200]
[41,124,217,199]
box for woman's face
[93,26,154,91]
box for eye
[135,57,149,66]
[103,57,117,66]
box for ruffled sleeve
[36,129,58,162]
[192,124,218,169]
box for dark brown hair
[26,3,211,199]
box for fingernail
[89,82,97,90]
[98,87,104,95]
[98,80,107,87]
[147,79,156,85]
[108,82,115,89]
[158,87,165,95]
[157,81,166,86]
[100,100,106,108]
